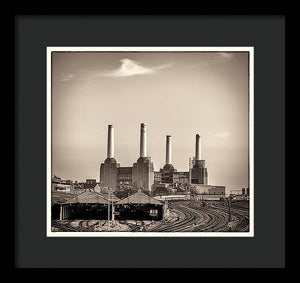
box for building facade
[100,123,154,192]
[190,134,208,185]
[99,125,214,193]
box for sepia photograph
[47,47,254,237]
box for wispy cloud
[214,132,230,139]
[188,52,234,70]
[55,74,75,82]
[102,58,172,78]
[218,52,233,61]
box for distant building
[86,179,96,185]
[52,175,61,183]
[55,184,72,193]
[230,189,243,195]
[98,124,228,194]
[191,184,225,195]
[117,167,133,190]
[100,124,154,192]
[230,188,249,195]
[154,172,162,183]
[153,136,190,187]
[190,134,208,185]
[242,188,250,195]
[153,134,207,188]
[84,179,97,191]
[191,185,225,200]
[51,175,72,193]
[173,171,190,185]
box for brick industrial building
[99,123,211,192]
[100,123,154,191]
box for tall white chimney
[166,135,172,164]
[107,125,114,158]
[140,123,147,157]
[195,134,201,161]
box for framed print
[46,46,254,238]
[15,14,285,268]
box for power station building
[100,123,209,192]
[154,133,208,187]
[100,123,154,191]
[154,135,190,186]
[190,134,208,185]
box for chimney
[195,134,201,161]
[107,125,114,158]
[166,135,172,164]
[140,123,147,157]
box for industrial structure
[51,175,73,193]
[190,134,208,185]
[99,125,120,190]
[132,123,155,190]
[99,123,211,192]
[114,189,164,221]
[100,123,154,191]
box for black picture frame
[14,13,285,268]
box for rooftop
[64,191,109,204]
[51,191,75,204]
[116,190,163,206]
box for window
[149,209,158,216]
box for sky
[51,51,249,192]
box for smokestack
[107,125,114,158]
[140,123,147,157]
[195,134,201,160]
[166,135,172,164]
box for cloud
[214,132,230,139]
[218,52,233,61]
[103,58,172,78]
[53,58,172,83]
[188,52,234,70]
[55,74,74,82]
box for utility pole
[98,197,101,231]
[108,189,110,228]
[111,192,115,226]
[60,204,63,220]
[228,195,232,221]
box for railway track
[52,220,78,232]
[148,201,224,232]
[211,202,249,232]
[78,220,100,232]
[147,200,248,232]
[52,220,101,232]
[187,202,230,232]
[147,203,193,232]
[147,204,195,232]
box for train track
[147,204,194,232]
[52,220,78,232]
[147,201,248,232]
[188,203,230,232]
[211,202,249,232]
[78,220,100,232]
[147,201,225,232]
[52,220,101,232]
